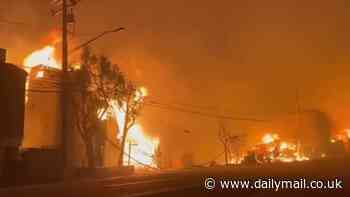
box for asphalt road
[0,158,349,197]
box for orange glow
[46,29,62,45]
[135,86,148,101]
[345,129,350,139]
[279,142,289,151]
[97,108,108,121]
[70,63,81,70]
[139,87,148,97]
[332,129,350,143]
[295,153,310,162]
[35,71,45,78]
[230,153,246,165]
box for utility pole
[127,142,138,166]
[51,0,124,171]
[63,0,69,166]
[62,0,68,74]
[296,88,302,155]
[296,88,301,132]
[61,0,69,173]
[51,0,74,173]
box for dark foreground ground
[0,158,349,197]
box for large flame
[23,45,61,102]
[124,124,159,167]
[331,129,350,145]
[23,45,61,71]
[344,129,350,140]
[105,88,159,168]
[257,133,309,163]
[262,133,280,144]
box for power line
[27,89,62,93]
[144,102,268,122]
[23,73,267,122]
[0,20,25,25]
[23,87,269,122]
[145,97,217,112]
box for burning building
[21,44,159,169]
[22,66,62,149]
[20,45,99,168]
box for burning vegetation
[112,97,160,168]
[253,133,310,164]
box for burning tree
[71,47,148,168]
[117,84,146,167]
[71,47,127,168]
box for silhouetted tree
[218,121,241,165]
[71,47,126,168]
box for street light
[70,27,125,54]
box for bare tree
[71,47,126,168]
[218,121,241,165]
